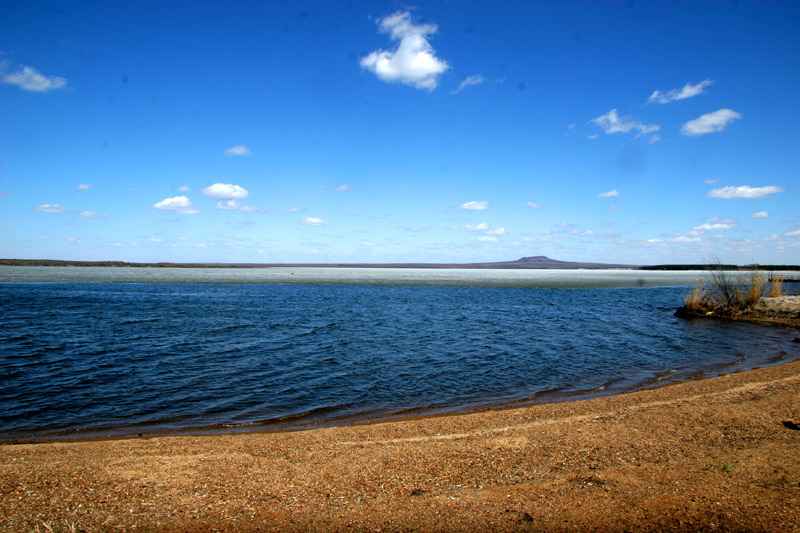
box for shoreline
[4,350,798,446]
[3,361,800,531]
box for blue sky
[2,1,799,264]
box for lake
[1,266,798,441]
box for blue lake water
[1,267,799,441]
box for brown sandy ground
[2,361,800,532]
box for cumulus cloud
[591,109,660,141]
[598,190,619,199]
[681,109,741,136]
[360,11,449,90]
[224,145,250,156]
[35,203,64,213]
[527,201,541,208]
[77,183,91,191]
[451,74,484,94]
[335,184,351,192]
[302,216,325,226]
[461,200,488,210]
[202,183,249,200]
[752,211,769,219]
[708,185,782,199]
[2,65,66,92]
[153,195,198,214]
[648,80,713,104]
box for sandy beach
[2,360,799,531]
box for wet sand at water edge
[2,360,800,531]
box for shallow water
[1,268,798,441]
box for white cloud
[178,185,190,192]
[648,134,661,144]
[216,199,241,210]
[302,216,325,226]
[587,134,599,140]
[461,200,488,210]
[335,184,351,192]
[591,109,660,141]
[80,210,97,219]
[465,222,489,231]
[287,207,301,213]
[692,219,736,232]
[224,145,251,156]
[648,79,713,104]
[752,211,769,219]
[77,183,91,191]
[681,109,741,136]
[153,195,198,214]
[477,235,498,242]
[786,229,800,237]
[704,178,719,185]
[671,235,701,243]
[35,203,64,213]
[527,201,541,208]
[486,227,507,236]
[360,11,448,91]
[708,185,782,199]
[451,74,484,94]
[2,65,66,92]
[598,190,619,199]
[202,183,249,200]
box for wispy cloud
[451,74,484,94]
[302,216,325,226]
[786,229,800,237]
[80,210,97,219]
[591,109,660,142]
[77,183,91,191]
[335,184,351,192]
[692,218,736,232]
[224,145,251,157]
[178,185,190,192]
[682,109,741,136]
[704,178,719,185]
[152,195,198,214]
[2,65,66,92]
[465,222,489,231]
[461,200,488,210]
[486,227,507,236]
[708,185,782,199]
[526,201,541,209]
[752,211,769,219]
[360,11,448,90]
[598,190,619,199]
[35,203,64,213]
[648,79,713,104]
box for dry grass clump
[769,274,784,298]
[744,271,766,308]
[684,282,706,312]
[683,270,769,316]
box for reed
[768,274,784,298]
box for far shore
[3,360,800,531]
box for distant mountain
[0,256,635,269]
